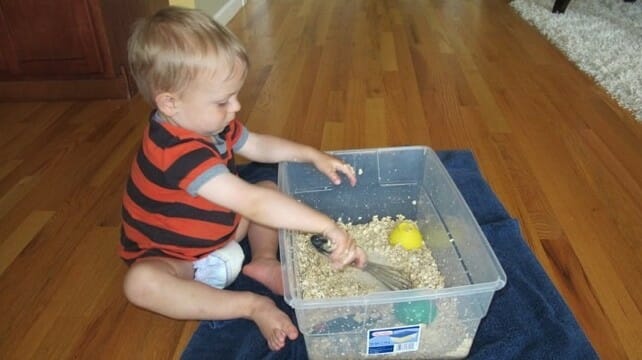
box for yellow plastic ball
[388,221,424,250]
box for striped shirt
[119,112,249,264]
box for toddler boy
[120,6,366,351]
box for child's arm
[237,132,357,186]
[197,172,367,269]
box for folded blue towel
[182,151,597,360]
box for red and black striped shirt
[119,112,248,264]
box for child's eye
[216,100,229,107]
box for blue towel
[182,151,597,360]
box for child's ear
[155,92,179,117]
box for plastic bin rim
[326,145,431,156]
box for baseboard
[214,0,245,25]
[0,77,132,101]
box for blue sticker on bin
[366,325,421,355]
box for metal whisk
[361,262,412,291]
[310,234,412,291]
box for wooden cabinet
[0,0,168,100]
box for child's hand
[313,153,357,186]
[323,227,367,269]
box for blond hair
[128,6,248,105]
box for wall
[195,0,228,15]
[169,0,195,8]
[169,0,242,24]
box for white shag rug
[511,0,642,122]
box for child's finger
[330,244,362,269]
[351,248,367,268]
[326,161,356,186]
[338,163,357,186]
[321,164,341,185]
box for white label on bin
[366,325,421,355]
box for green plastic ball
[393,300,437,325]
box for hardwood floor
[1,0,640,358]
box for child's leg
[241,180,285,295]
[123,256,297,350]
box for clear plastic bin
[278,146,506,359]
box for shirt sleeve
[186,163,229,196]
[229,119,249,151]
[163,140,227,195]
[164,120,248,196]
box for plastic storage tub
[278,146,506,359]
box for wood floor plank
[23,227,128,359]
[0,102,74,162]
[364,97,388,147]
[0,210,54,275]
[0,175,38,222]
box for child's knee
[122,261,166,305]
[123,259,178,307]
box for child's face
[169,62,246,136]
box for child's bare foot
[250,296,299,351]
[242,258,284,295]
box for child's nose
[228,98,241,113]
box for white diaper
[193,241,245,289]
